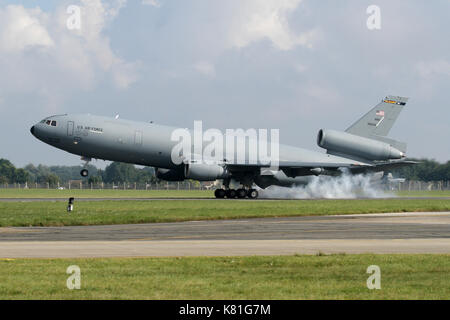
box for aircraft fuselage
[31,114,362,171]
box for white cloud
[226,0,318,50]
[299,83,342,106]
[294,63,308,73]
[142,0,161,8]
[0,5,53,52]
[0,0,138,104]
[416,60,450,78]
[73,0,139,88]
[193,61,216,77]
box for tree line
[0,157,449,186]
[0,159,156,186]
[391,158,450,181]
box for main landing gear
[215,178,259,199]
[214,188,259,199]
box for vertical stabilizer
[345,95,408,152]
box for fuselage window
[51,120,57,126]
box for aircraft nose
[30,125,35,136]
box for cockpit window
[42,119,57,126]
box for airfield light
[67,197,75,212]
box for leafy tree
[88,175,103,185]
[37,173,60,187]
[23,164,38,182]
[14,169,29,184]
[135,167,156,183]
[392,159,450,181]
[104,162,137,183]
[0,159,16,183]
[0,176,8,184]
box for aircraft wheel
[80,169,89,177]
[215,189,226,198]
[247,189,258,199]
[225,189,237,199]
[237,189,247,198]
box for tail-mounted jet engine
[317,129,404,161]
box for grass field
[0,254,448,299]
[0,188,449,198]
[397,190,450,197]
[0,198,449,227]
[0,189,211,198]
[0,189,448,227]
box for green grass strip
[0,198,449,227]
[0,254,448,299]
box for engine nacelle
[155,168,185,181]
[317,129,404,161]
[184,163,229,181]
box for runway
[0,212,449,258]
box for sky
[0,0,449,168]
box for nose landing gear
[79,157,92,177]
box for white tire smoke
[258,173,393,199]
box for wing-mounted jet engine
[155,167,185,181]
[156,163,230,182]
[184,163,229,181]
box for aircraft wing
[225,160,364,177]
[347,160,418,174]
[225,160,417,177]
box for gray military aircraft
[30,95,415,199]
